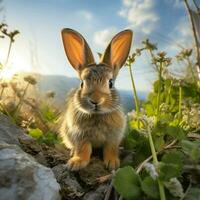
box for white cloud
[93,27,118,48]
[164,0,184,9]
[173,0,185,9]
[177,20,192,38]
[118,0,159,34]
[169,18,193,50]
[77,10,93,20]
[159,18,193,58]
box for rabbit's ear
[101,30,133,77]
[62,28,95,72]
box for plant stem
[128,64,140,121]
[148,49,163,124]
[14,82,29,115]
[136,139,177,174]
[147,125,166,200]
[166,79,172,105]
[147,126,158,163]
[178,86,182,125]
[5,39,13,66]
[157,180,166,200]
[149,49,158,72]
[186,58,196,83]
[0,88,4,99]
[0,102,16,123]
[156,62,163,124]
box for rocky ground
[0,113,116,200]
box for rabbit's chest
[67,116,117,146]
[88,129,107,147]
[66,110,125,147]
[72,119,110,145]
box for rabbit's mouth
[83,103,107,114]
[89,100,112,114]
[93,105,100,112]
[78,102,115,114]
[76,99,103,114]
[90,105,114,114]
[75,90,117,114]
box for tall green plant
[141,117,166,200]
[13,75,37,116]
[126,56,140,124]
[125,48,146,127]
[152,52,171,123]
[1,27,19,66]
[113,38,200,200]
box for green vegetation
[0,23,59,145]
[1,24,200,200]
[113,40,200,200]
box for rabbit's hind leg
[67,141,92,171]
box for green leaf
[146,92,157,110]
[162,151,183,166]
[159,162,181,181]
[144,102,155,116]
[40,104,57,123]
[153,80,160,93]
[159,151,183,181]
[181,140,200,161]
[124,129,139,150]
[152,123,166,137]
[185,187,200,200]
[154,136,165,151]
[160,113,173,124]
[141,176,159,199]
[28,128,43,139]
[165,125,186,140]
[113,166,141,200]
[164,79,172,88]
[169,96,178,112]
[124,129,151,165]
[123,137,137,150]
[39,131,58,145]
[129,120,139,129]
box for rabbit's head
[61,28,132,114]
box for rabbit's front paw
[67,156,89,171]
[104,145,120,170]
[104,156,120,170]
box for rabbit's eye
[109,79,113,89]
[80,81,84,88]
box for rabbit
[60,28,133,171]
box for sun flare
[0,67,18,80]
[0,50,31,81]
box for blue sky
[0,0,198,91]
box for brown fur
[67,141,92,171]
[60,28,132,170]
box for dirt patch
[19,136,111,200]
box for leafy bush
[113,39,200,200]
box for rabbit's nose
[89,99,98,105]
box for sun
[0,68,16,80]
[0,51,32,81]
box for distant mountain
[17,72,147,113]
